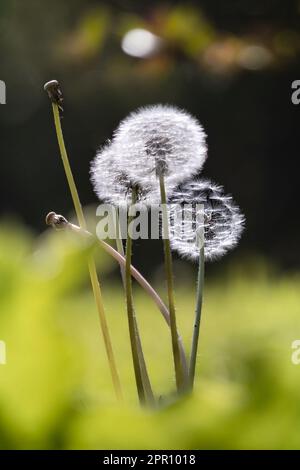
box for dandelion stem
[51,104,85,228]
[49,100,122,401]
[115,216,125,282]
[45,211,188,376]
[159,174,186,392]
[125,188,150,405]
[115,212,155,405]
[189,245,205,389]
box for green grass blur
[0,221,299,450]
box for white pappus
[168,179,245,261]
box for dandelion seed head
[112,105,207,193]
[169,179,245,261]
[90,143,150,207]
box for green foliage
[163,6,215,56]
[0,223,299,449]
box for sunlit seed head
[112,105,207,195]
[90,143,149,208]
[169,179,245,262]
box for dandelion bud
[112,105,207,192]
[169,179,245,261]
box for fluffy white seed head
[112,105,207,195]
[90,143,150,207]
[169,179,245,261]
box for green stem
[189,245,205,389]
[115,213,155,405]
[125,189,149,405]
[51,103,123,401]
[159,174,186,392]
[52,104,86,228]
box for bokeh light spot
[121,28,162,58]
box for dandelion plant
[44,85,245,405]
[169,179,245,388]
[110,105,208,392]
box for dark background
[0,0,299,271]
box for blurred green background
[0,0,300,450]
[0,224,300,449]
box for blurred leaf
[58,7,110,62]
[163,6,215,57]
